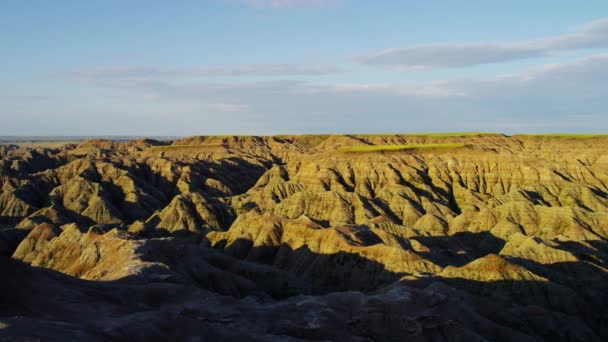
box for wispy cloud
[10,54,608,135]
[543,18,608,50]
[79,54,608,99]
[360,18,608,71]
[53,18,608,135]
[360,43,546,71]
[66,54,608,133]
[74,64,342,81]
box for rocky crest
[1,134,608,341]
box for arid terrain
[1,133,607,341]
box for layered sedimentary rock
[1,134,608,341]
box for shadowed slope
[1,134,608,340]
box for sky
[1,0,608,136]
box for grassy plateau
[338,143,468,153]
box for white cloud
[360,18,608,70]
[59,54,606,134]
[361,43,545,71]
[543,18,608,50]
[80,54,608,101]
[328,81,466,97]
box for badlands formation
[1,133,607,341]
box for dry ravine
[1,134,607,341]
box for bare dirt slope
[1,134,607,341]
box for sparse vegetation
[338,143,467,153]
[514,134,608,139]
[149,144,223,149]
[276,134,331,148]
[351,132,501,138]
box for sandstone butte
[1,133,607,341]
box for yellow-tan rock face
[2,134,608,340]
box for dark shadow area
[397,175,462,216]
[405,232,608,338]
[0,256,205,341]
[1,207,607,339]
[369,197,402,223]
[0,216,25,226]
[195,157,268,196]
[553,239,608,268]
[0,151,67,178]
[520,189,552,206]
[219,238,400,294]
[589,186,608,199]
[402,272,607,342]
[205,234,607,339]
[411,231,506,267]
[0,228,28,256]
[58,206,98,228]
[325,167,356,192]
[2,235,607,341]
[553,170,574,182]
[344,134,373,146]
[415,169,462,215]
[128,162,181,200]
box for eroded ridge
[1,134,608,341]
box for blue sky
[1,0,608,135]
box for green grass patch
[514,134,608,139]
[351,132,501,138]
[149,144,223,149]
[274,134,332,148]
[339,143,467,153]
